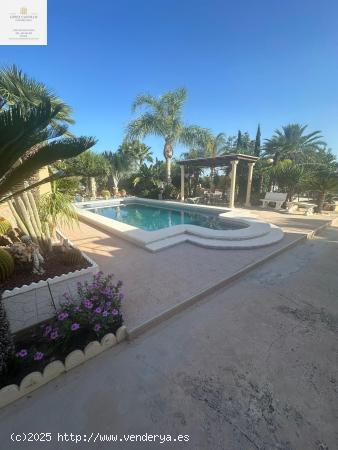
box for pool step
[145,227,284,252]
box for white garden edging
[1,237,99,333]
[0,326,128,409]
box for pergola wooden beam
[178,153,259,208]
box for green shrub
[101,190,111,199]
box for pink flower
[71,323,80,331]
[95,307,102,314]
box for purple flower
[16,349,28,358]
[93,324,101,332]
[117,280,123,287]
[84,299,93,309]
[111,308,119,316]
[95,307,102,314]
[106,301,112,307]
[50,330,59,340]
[33,352,44,361]
[58,312,69,321]
[74,306,81,312]
[102,310,109,317]
[43,325,52,337]
[71,323,80,331]
[101,287,111,296]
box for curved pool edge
[74,198,284,251]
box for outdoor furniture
[260,192,287,209]
[287,201,317,215]
[179,154,259,208]
[186,197,203,204]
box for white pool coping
[74,198,284,251]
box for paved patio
[1,224,337,449]
[63,208,334,330]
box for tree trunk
[89,177,97,200]
[163,141,173,184]
[210,167,216,192]
[317,191,325,213]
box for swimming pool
[87,203,245,231]
[76,198,283,251]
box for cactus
[0,248,15,282]
[101,190,111,199]
[0,217,12,236]
[63,248,84,266]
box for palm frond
[0,65,74,127]
[0,137,96,198]
[0,101,62,178]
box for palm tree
[269,160,310,201]
[127,88,210,183]
[103,150,131,192]
[63,150,109,198]
[308,168,338,212]
[264,124,326,165]
[195,131,228,189]
[0,65,73,132]
[0,102,96,202]
[0,66,96,203]
[119,140,153,169]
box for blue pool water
[88,203,244,231]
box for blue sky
[1,0,338,158]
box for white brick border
[0,326,127,409]
[2,232,99,333]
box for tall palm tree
[264,124,326,165]
[127,88,210,183]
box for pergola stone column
[180,165,185,201]
[245,162,255,207]
[229,160,239,209]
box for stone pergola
[178,153,259,208]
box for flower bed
[1,238,98,333]
[1,272,125,390]
[0,244,91,293]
